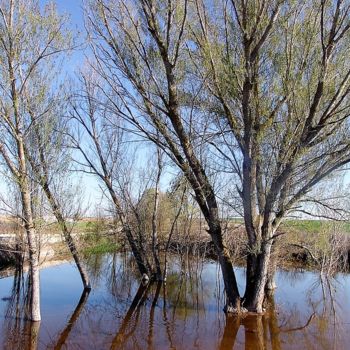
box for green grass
[282,220,323,233]
[83,239,118,255]
[74,221,99,231]
[282,219,350,234]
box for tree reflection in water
[53,288,90,350]
[0,253,349,349]
[2,264,40,350]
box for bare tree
[68,71,153,280]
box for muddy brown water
[0,253,350,349]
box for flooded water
[0,253,350,349]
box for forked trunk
[243,242,273,313]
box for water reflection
[52,288,90,349]
[1,253,350,349]
[1,265,41,350]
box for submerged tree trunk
[265,247,277,291]
[18,138,41,322]
[243,241,273,313]
[108,184,151,280]
[60,224,91,289]
[124,223,150,279]
[25,227,41,322]
[20,179,41,322]
[210,225,241,313]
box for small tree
[26,102,91,290]
[69,71,153,279]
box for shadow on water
[0,252,349,349]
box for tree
[69,71,153,279]
[192,0,350,312]
[86,0,241,312]
[25,100,91,290]
[86,0,350,314]
[0,0,72,320]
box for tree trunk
[21,189,41,322]
[210,226,241,313]
[62,224,91,289]
[243,252,258,306]
[151,149,162,281]
[265,252,277,291]
[243,242,272,313]
[124,224,150,280]
[19,140,41,321]
[108,182,151,280]
[42,183,91,290]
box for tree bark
[210,225,241,313]
[243,241,273,313]
[18,139,41,322]
[20,182,41,322]
[151,148,162,281]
